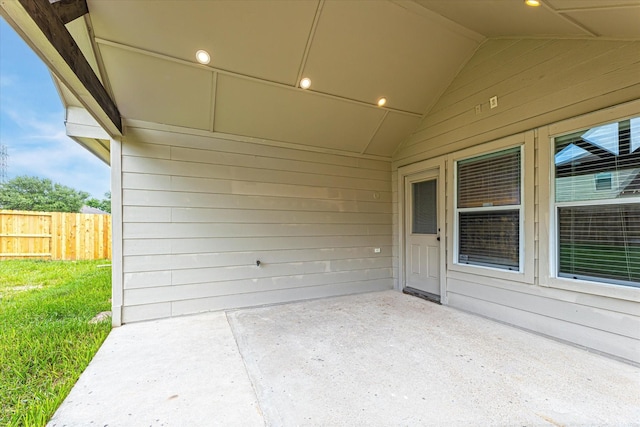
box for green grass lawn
[0,260,112,427]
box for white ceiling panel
[69,0,640,159]
[214,75,386,153]
[562,7,640,39]
[547,0,640,8]
[99,44,213,130]
[304,1,479,114]
[364,113,422,157]
[88,0,318,85]
[415,0,590,37]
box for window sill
[542,277,640,302]
[449,262,534,285]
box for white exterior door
[405,171,440,296]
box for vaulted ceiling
[45,0,640,159]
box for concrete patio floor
[48,290,639,426]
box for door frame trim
[397,156,447,304]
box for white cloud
[0,74,15,87]
[2,106,110,198]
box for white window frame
[448,132,535,284]
[538,99,640,302]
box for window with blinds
[554,117,640,287]
[456,147,522,270]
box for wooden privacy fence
[0,210,111,260]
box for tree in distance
[0,175,89,213]
[85,191,111,213]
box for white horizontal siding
[122,189,390,213]
[448,279,640,339]
[169,145,391,181]
[122,279,392,323]
[122,174,392,202]
[124,247,392,273]
[392,38,640,363]
[123,127,390,171]
[125,268,391,297]
[448,290,640,364]
[120,126,393,322]
[122,157,389,192]
[123,223,389,239]
[123,235,388,256]
[124,271,393,304]
[169,258,391,286]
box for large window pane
[554,116,640,288]
[458,148,520,208]
[458,210,520,269]
[558,204,640,286]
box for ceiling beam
[49,0,88,24]
[295,0,324,87]
[0,0,122,135]
[540,1,598,37]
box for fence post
[50,212,57,259]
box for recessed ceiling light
[377,97,387,107]
[525,0,541,6]
[195,50,210,64]
[300,77,311,89]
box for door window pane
[413,180,437,234]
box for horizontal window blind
[459,211,520,269]
[458,147,520,208]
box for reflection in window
[631,117,640,153]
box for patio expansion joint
[225,311,268,426]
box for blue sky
[0,18,110,199]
